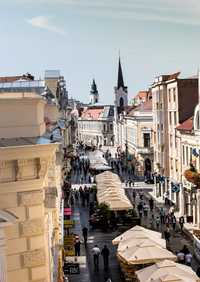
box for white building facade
[124,100,153,177]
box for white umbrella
[117,241,176,265]
[117,237,166,252]
[112,225,162,245]
[136,260,200,282]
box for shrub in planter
[184,164,200,188]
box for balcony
[137,146,153,155]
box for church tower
[114,57,128,116]
[89,79,99,105]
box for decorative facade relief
[16,159,38,181]
[22,248,46,268]
[20,218,44,237]
[18,191,43,206]
[0,161,16,183]
[38,158,50,178]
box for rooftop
[128,100,152,116]
[176,116,193,132]
[0,136,51,147]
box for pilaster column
[193,201,197,225]
[188,195,192,217]
[179,183,184,216]
[169,182,172,202]
[197,190,200,228]
[0,228,7,282]
[153,176,157,197]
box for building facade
[78,105,114,147]
[124,100,153,176]
[176,102,200,227]
[151,72,198,207]
[0,79,64,281]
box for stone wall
[0,154,55,282]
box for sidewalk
[126,188,199,272]
[68,206,91,282]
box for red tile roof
[135,91,149,100]
[81,107,104,119]
[128,100,152,116]
[176,116,193,132]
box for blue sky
[1,0,200,103]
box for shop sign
[65,248,75,256]
[64,235,74,245]
[171,183,180,193]
[63,262,80,275]
[64,208,72,216]
[64,220,74,228]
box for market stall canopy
[96,171,132,211]
[136,260,200,282]
[117,241,176,265]
[117,237,166,252]
[112,225,162,245]
[87,150,112,171]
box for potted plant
[184,164,200,189]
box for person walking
[185,252,192,266]
[172,215,176,231]
[156,216,160,230]
[101,245,110,271]
[74,236,81,256]
[149,198,154,211]
[160,207,165,225]
[164,226,171,243]
[82,226,88,246]
[143,204,149,217]
[92,245,101,271]
[179,216,185,231]
[177,251,185,264]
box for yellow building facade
[0,90,63,282]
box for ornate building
[0,79,64,282]
[124,100,153,177]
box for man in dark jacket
[101,245,110,270]
[82,226,88,246]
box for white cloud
[27,16,66,35]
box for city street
[67,148,200,282]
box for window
[183,145,185,165]
[186,146,188,165]
[169,112,172,125]
[168,89,171,103]
[170,134,173,147]
[174,112,177,125]
[190,147,192,163]
[161,124,164,131]
[110,123,113,131]
[103,124,106,132]
[173,88,176,102]
[171,158,173,170]
[144,133,150,148]
[176,159,178,172]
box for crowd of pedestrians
[134,191,186,240]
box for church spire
[91,79,98,94]
[90,78,99,104]
[117,56,125,90]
